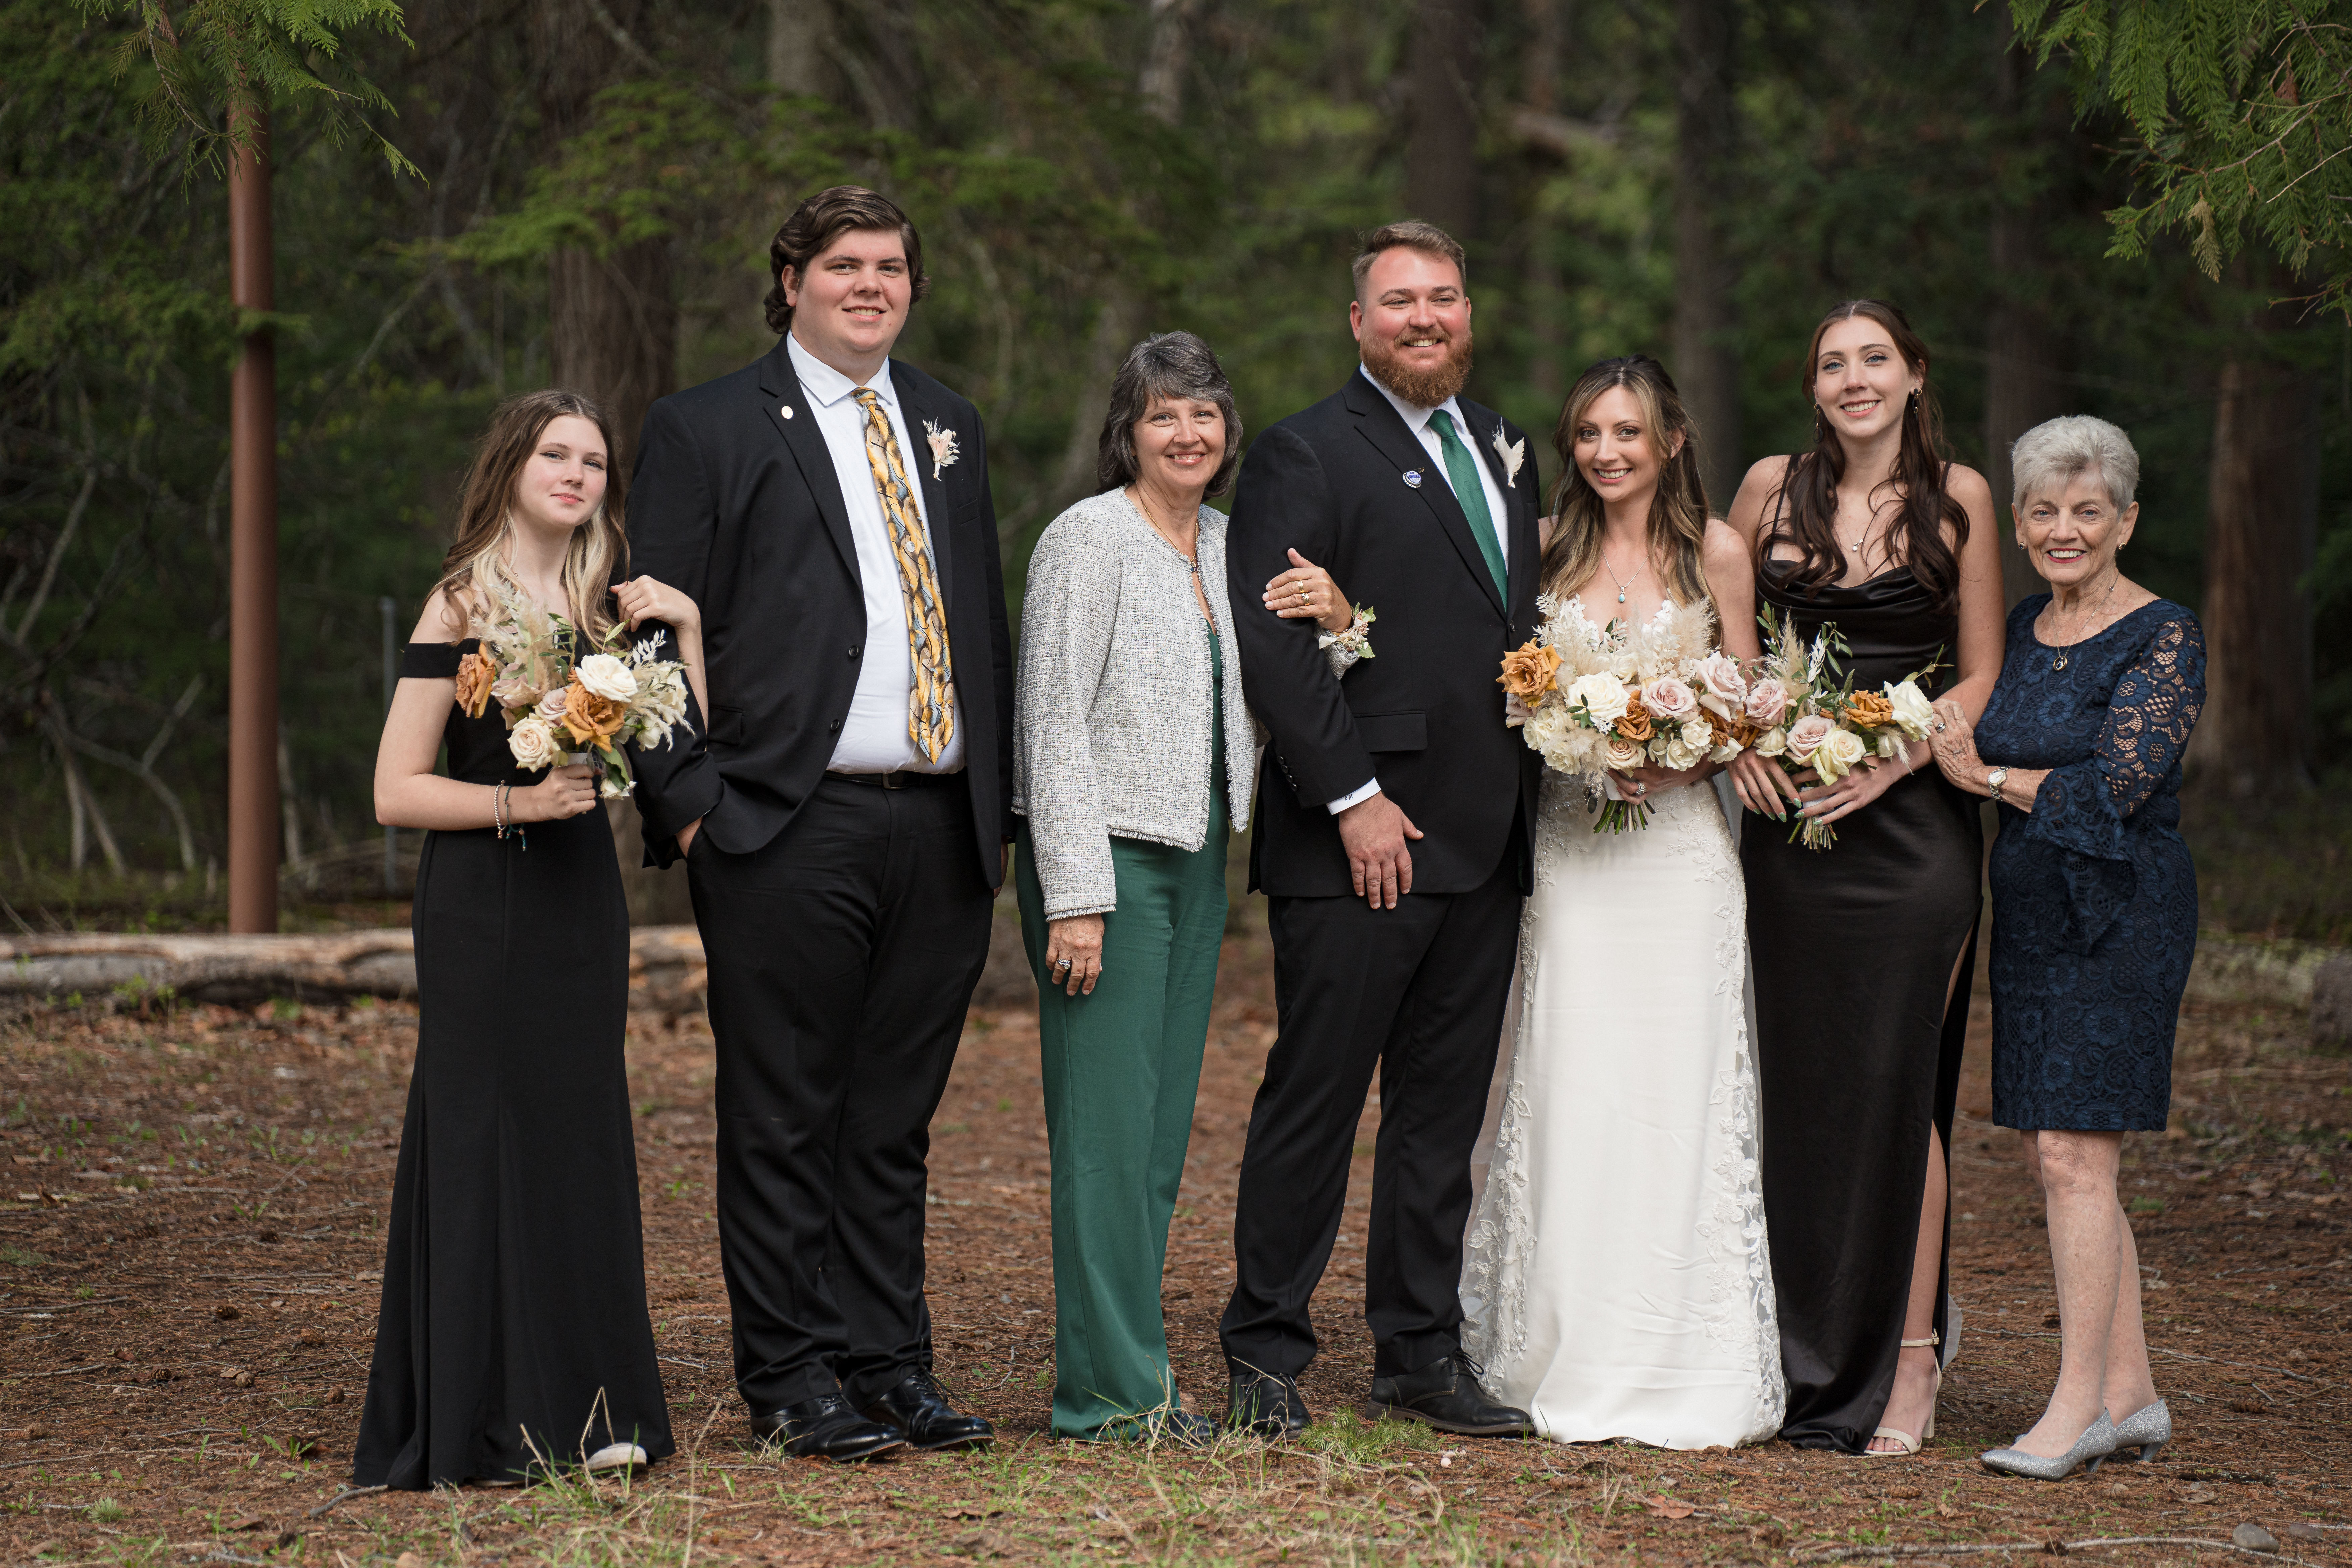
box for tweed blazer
[1013,489,1257,921]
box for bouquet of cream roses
[1499,597,1755,832]
[451,587,692,800]
[1749,603,1940,850]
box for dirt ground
[3,928,2350,1566]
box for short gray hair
[2009,414,2140,510]
[1096,331,1243,498]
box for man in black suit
[626,187,1012,1461]
[1220,221,1541,1437]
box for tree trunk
[1672,0,1740,514]
[767,0,839,99]
[1519,0,1565,417]
[1045,2,1193,519]
[537,0,689,921]
[1983,21,2071,607]
[2189,358,2321,793]
[1406,0,1483,239]
[537,0,677,473]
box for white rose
[1885,679,1938,739]
[509,716,561,772]
[1679,719,1712,751]
[1753,726,1788,758]
[1664,735,1701,771]
[1815,725,1867,781]
[1564,672,1630,728]
[577,653,636,702]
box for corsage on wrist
[1317,604,1377,662]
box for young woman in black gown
[357,389,707,1488]
[1722,302,2006,1456]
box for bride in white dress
[1461,356,1786,1449]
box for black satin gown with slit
[1741,563,1982,1453]
[354,637,674,1488]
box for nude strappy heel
[1866,1332,1942,1457]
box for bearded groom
[1219,221,1541,1437]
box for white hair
[2009,414,2139,510]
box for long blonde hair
[1540,356,1713,622]
[431,388,628,640]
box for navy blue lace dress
[1972,597,2206,1131]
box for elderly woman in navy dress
[1924,415,2205,1480]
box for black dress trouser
[1219,853,1522,1382]
[687,773,994,1412]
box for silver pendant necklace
[1600,547,1634,605]
[2048,573,2118,671]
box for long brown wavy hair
[430,388,629,641]
[1540,356,1714,620]
[1765,299,1968,608]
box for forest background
[4,0,2349,934]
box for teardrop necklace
[1599,545,1637,605]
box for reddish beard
[1361,328,1474,407]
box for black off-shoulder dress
[353,638,674,1488]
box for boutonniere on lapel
[1492,430,1527,488]
[922,419,961,482]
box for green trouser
[1016,805,1228,1440]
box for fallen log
[0,909,1034,1012]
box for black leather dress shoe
[747,1393,906,1461]
[1226,1370,1313,1438]
[1364,1355,1533,1436]
[863,1370,995,1451]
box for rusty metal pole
[226,105,280,933]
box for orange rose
[1497,642,1563,701]
[558,674,627,747]
[1843,690,1895,730]
[453,649,496,719]
[1704,707,1757,749]
[1614,695,1654,743]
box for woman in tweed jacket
[1012,331,1352,1443]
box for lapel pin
[780,405,794,420]
[1402,469,1424,489]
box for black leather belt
[826,769,964,790]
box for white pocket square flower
[923,419,960,481]
[1492,430,1526,486]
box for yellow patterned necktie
[852,388,956,763]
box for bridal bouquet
[1499,597,1754,832]
[1749,603,1940,850]
[451,588,692,800]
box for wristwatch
[1986,767,2009,807]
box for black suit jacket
[1225,371,1543,898]
[622,340,1016,888]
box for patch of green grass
[0,1243,51,1268]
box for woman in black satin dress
[1722,302,2006,1456]
[357,389,706,1488]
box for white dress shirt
[788,331,966,775]
[1327,366,1512,814]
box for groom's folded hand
[1337,792,1422,910]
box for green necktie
[1428,408,1507,597]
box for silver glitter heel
[2109,1398,2171,1462]
[1979,1410,2118,1480]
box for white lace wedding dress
[1460,598,1786,1449]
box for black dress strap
[400,639,474,679]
